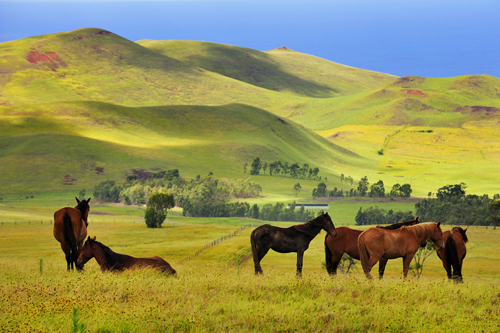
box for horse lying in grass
[358,222,444,279]
[53,197,91,271]
[436,227,468,282]
[76,236,176,275]
[251,212,337,276]
[324,217,423,278]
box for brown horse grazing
[53,197,91,271]
[76,236,176,275]
[324,218,421,278]
[251,212,337,276]
[358,222,444,279]
[436,227,468,282]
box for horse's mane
[90,239,131,271]
[377,217,419,230]
[401,222,439,239]
[75,200,89,215]
[293,214,329,237]
[451,227,469,243]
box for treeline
[415,183,500,226]
[355,183,500,227]
[245,157,322,180]
[355,207,415,225]
[181,200,316,222]
[93,169,262,206]
[313,177,412,198]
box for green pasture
[1,219,499,332]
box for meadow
[1,217,499,332]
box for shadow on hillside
[184,44,340,98]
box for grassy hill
[0,101,363,194]
[136,40,395,98]
[1,27,500,201]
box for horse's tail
[446,235,460,278]
[250,229,259,265]
[324,234,333,274]
[358,231,371,276]
[63,212,79,263]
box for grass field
[1,219,499,332]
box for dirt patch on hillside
[73,30,111,41]
[26,51,67,71]
[401,89,428,98]
[453,105,500,115]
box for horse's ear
[437,222,441,228]
[416,217,419,223]
[325,212,329,216]
[87,198,91,203]
[87,236,91,241]
[92,236,96,241]
[464,227,468,233]
[76,197,80,203]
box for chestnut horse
[76,236,176,275]
[53,197,91,271]
[358,222,444,279]
[251,212,337,276]
[436,227,468,282]
[324,218,421,278]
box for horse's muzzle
[438,241,445,251]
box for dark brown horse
[436,227,468,282]
[358,222,444,279]
[324,218,421,278]
[251,212,337,276]
[76,236,176,275]
[53,197,91,271]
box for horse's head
[76,197,91,227]
[76,236,96,270]
[430,222,445,250]
[321,212,337,238]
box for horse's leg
[60,243,71,271]
[402,255,414,279]
[255,246,270,275]
[364,256,380,280]
[296,249,305,277]
[378,258,388,279]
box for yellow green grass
[1,220,499,332]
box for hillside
[136,40,395,98]
[0,101,363,193]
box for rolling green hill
[1,27,500,200]
[136,40,395,98]
[0,101,363,193]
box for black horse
[251,212,337,276]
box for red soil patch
[401,89,428,98]
[0,103,12,107]
[26,52,53,64]
[132,169,150,180]
[95,167,104,174]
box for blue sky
[1,0,499,77]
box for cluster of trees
[312,178,412,198]
[355,207,415,225]
[416,183,500,227]
[245,157,321,179]
[181,200,316,222]
[93,170,262,206]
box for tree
[340,174,345,183]
[144,193,175,228]
[294,183,302,197]
[312,167,320,179]
[409,241,436,278]
[290,163,300,178]
[243,162,248,174]
[357,176,369,196]
[369,180,385,198]
[313,182,327,197]
[488,199,500,230]
[390,183,401,197]
[437,183,467,201]
[400,183,412,198]
[262,162,268,175]
[250,157,262,175]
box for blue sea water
[1,0,499,78]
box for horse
[53,197,91,271]
[358,222,444,279]
[324,217,422,278]
[436,227,468,282]
[250,212,337,276]
[76,236,177,275]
